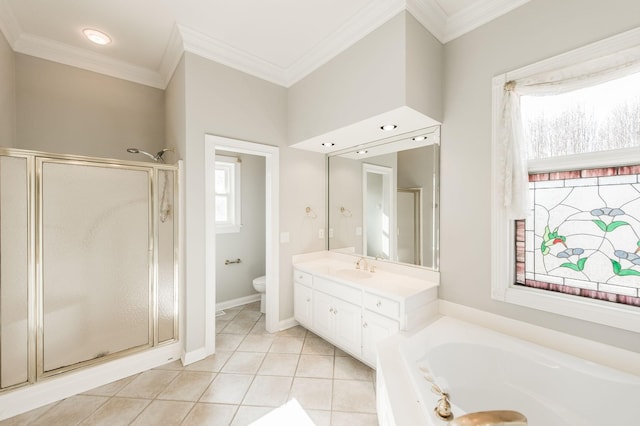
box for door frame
[204,135,280,354]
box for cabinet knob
[329,307,334,313]
[363,322,368,328]
[334,308,338,315]
[306,298,310,302]
[376,301,382,308]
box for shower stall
[0,148,178,391]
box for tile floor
[1,301,378,425]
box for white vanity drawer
[364,292,400,319]
[314,276,362,304]
[293,269,313,287]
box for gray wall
[15,54,165,161]
[0,31,15,147]
[405,13,443,123]
[216,152,266,303]
[179,52,326,354]
[441,0,640,352]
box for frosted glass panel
[157,169,176,343]
[0,156,29,388]
[42,162,151,372]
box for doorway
[204,135,279,354]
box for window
[215,156,241,233]
[492,27,640,332]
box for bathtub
[376,316,640,426]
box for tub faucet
[356,257,369,271]
[448,410,527,425]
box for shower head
[126,147,173,163]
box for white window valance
[499,44,640,219]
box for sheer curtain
[500,44,640,219]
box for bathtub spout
[448,410,527,426]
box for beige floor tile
[234,309,262,322]
[0,402,58,425]
[249,319,268,335]
[305,409,332,426]
[152,359,185,371]
[243,301,261,311]
[331,411,379,425]
[219,307,242,321]
[295,355,334,379]
[334,356,374,381]
[79,397,149,425]
[215,334,245,351]
[277,325,307,338]
[230,406,274,426]
[156,371,215,401]
[181,403,237,426]
[81,375,138,397]
[116,370,179,399]
[185,351,232,372]
[288,377,333,411]
[302,337,335,355]
[242,376,293,407]
[269,336,304,354]
[130,400,194,426]
[221,320,257,335]
[221,351,265,374]
[332,380,376,413]
[199,373,253,404]
[215,319,230,333]
[31,395,109,425]
[257,353,299,376]
[237,334,274,352]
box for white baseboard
[181,346,208,366]
[0,343,182,421]
[438,300,640,376]
[215,294,261,312]
[279,317,299,331]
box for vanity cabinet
[362,296,401,365]
[293,270,313,328]
[292,264,437,368]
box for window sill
[493,284,640,333]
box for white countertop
[293,255,438,300]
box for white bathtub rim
[438,300,640,377]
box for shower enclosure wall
[0,148,178,391]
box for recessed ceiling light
[412,135,427,142]
[83,28,112,45]
[321,142,335,147]
[356,150,368,155]
[380,124,397,132]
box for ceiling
[0,0,529,89]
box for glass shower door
[39,160,152,375]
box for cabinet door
[333,298,362,356]
[294,283,313,327]
[362,311,400,366]
[312,290,335,339]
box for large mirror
[328,126,440,270]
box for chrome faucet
[356,257,369,271]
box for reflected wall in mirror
[328,126,440,270]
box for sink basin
[333,268,372,280]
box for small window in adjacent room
[215,156,241,233]
[491,27,640,332]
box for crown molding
[444,0,531,43]
[0,0,21,46]
[159,24,184,87]
[179,24,287,86]
[406,0,447,43]
[13,33,165,89]
[285,0,406,87]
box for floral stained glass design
[515,166,640,307]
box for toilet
[252,275,266,314]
